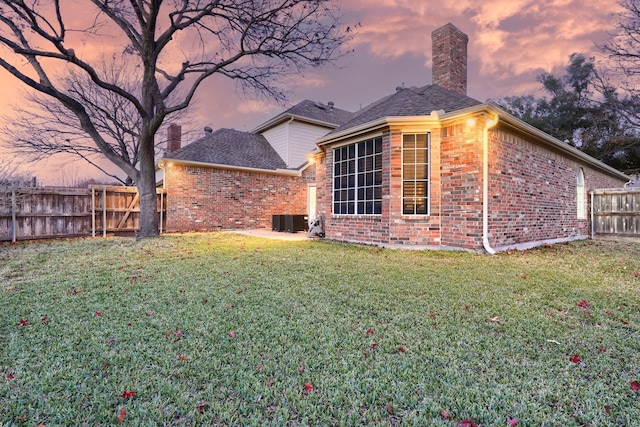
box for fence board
[592,188,640,240]
[0,186,166,242]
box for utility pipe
[482,112,500,255]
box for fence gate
[591,188,640,241]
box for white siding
[289,122,332,168]
[260,120,333,168]
[261,124,289,165]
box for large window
[402,133,430,215]
[576,168,586,219]
[333,137,382,215]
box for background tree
[600,0,640,83]
[0,156,34,222]
[495,53,640,174]
[0,0,351,237]
[593,0,640,173]
[0,156,27,187]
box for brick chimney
[167,123,182,153]
[431,23,468,95]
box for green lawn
[1,233,639,426]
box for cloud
[345,0,620,77]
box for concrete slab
[229,229,310,241]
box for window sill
[331,214,382,218]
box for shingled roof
[164,128,287,170]
[328,85,482,135]
[252,99,354,133]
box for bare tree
[0,156,33,187]
[0,0,351,237]
[0,156,33,224]
[600,0,640,80]
[3,56,192,185]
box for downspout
[482,112,499,255]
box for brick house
[158,100,353,231]
[158,23,629,253]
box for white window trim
[401,133,431,216]
[332,138,383,216]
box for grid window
[333,137,382,215]
[402,133,430,215]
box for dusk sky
[0,0,624,183]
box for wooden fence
[0,185,166,242]
[591,188,640,241]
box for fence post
[159,191,164,234]
[103,187,107,238]
[590,191,594,240]
[91,187,96,238]
[11,188,16,243]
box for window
[402,133,430,215]
[576,168,586,219]
[333,137,382,215]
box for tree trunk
[136,131,159,238]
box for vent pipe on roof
[328,101,334,111]
[204,126,213,134]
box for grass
[0,233,639,426]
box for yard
[1,233,639,426]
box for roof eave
[481,103,630,182]
[317,115,444,146]
[251,114,340,134]
[157,158,301,176]
[316,103,629,182]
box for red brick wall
[486,127,626,249]
[164,164,312,232]
[439,122,484,249]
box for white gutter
[317,117,392,146]
[318,104,629,182]
[482,112,500,255]
[251,114,337,134]
[482,104,628,182]
[317,112,443,147]
[157,159,302,176]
